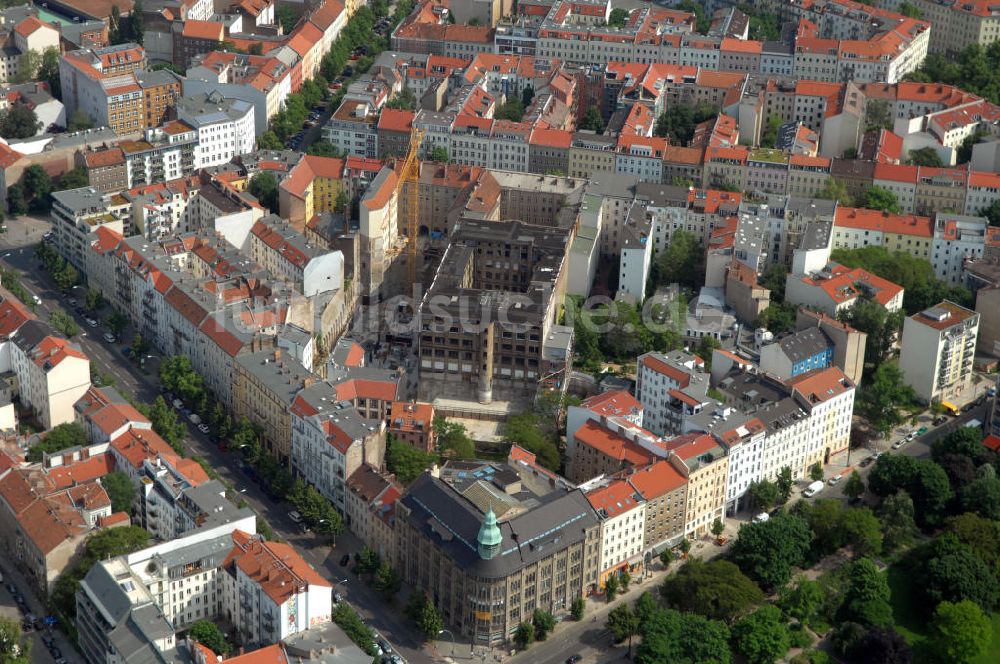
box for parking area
[0,565,77,663]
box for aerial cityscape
[1,0,1000,662]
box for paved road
[0,226,434,664]
[0,563,75,664]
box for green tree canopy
[187,620,231,655]
[27,422,87,462]
[0,104,41,139]
[652,229,705,290]
[929,600,992,664]
[248,172,279,214]
[906,146,944,167]
[730,513,813,590]
[608,7,629,27]
[102,471,135,514]
[660,558,764,623]
[861,186,902,214]
[634,607,731,664]
[879,490,917,552]
[858,363,918,438]
[653,101,717,146]
[732,605,790,664]
[386,437,436,484]
[434,416,475,459]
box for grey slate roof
[400,471,598,579]
[776,327,832,363]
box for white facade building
[899,301,980,405]
[176,92,256,169]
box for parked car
[103,332,116,343]
[859,456,875,468]
[172,399,184,410]
[933,415,947,425]
[828,474,843,485]
[339,554,350,567]
[753,512,769,523]
[188,413,201,425]
[288,510,303,524]
[892,439,905,449]
[803,480,824,498]
[905,431,916,441]
[566,656,582,664]
[85,317,98,328]
[197,423,210,434]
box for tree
[760,264,788,302]
[434,416,475,459]
[839,558,892,628]
[187,620,230,655]
[495,98,524,122]
[429,146,448,163]
[779,576,824,623]
[756,303,796,335]
[404,593,443,640]
[864,98,893,132]
[385,437,437,484]
[57,167,90,190]
[760,114,783,148]
[958,476,1000,520]
[0,616,30,663]
[607,604,639,654]
[862,186,902,214]
[906,146,944,167]
[810,463,824,481]
[979,198,1000,226]
[676,0,711,33]
[102,471,135,514]
[373,561,401,596]
[107,311,128,337]
[899,1,923,17]
[146,396,186,454]
[932,426,984,462]
[653,229,704,290]
[635,608,731,664]
[579,106,604,133]
[38,46,61,100]
[854,627,913,664]
[660,559,764,623]
[608,7,629,27]
[659,548,674,568]
[12,49,40,84]
[0,104,41,139]
[879,491,916,552]
[844,471,865,502]
[532,608,556,641]
[838,298,904,365]
[502,412,559,470]
[276,5,298,33]
[929,600,992,664]
[604,571,620,601]
[922,534,1000,612]
[816,178,853,206]
[49,310,79,338]
[711,517,725,539]
[910,461,953,526]
[947,512,1000,571]
[22,164,53,212]
[385,87,416,110]
[842,507,883,557]
[332,603,377,656]
[730,513,812,591]
[570,597,585,621]
[521,85,535,107]
[27,422,88,462]
[859,364,918,438]
[747,480,781,511]
[619,567,632,592]
[258,131,283,150]
[776,466,794,502]
[513,621,534,649]
[248,172,279,214]
[653,101,717,145]
[732,605,790,664]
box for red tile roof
[225,529,330,605]
[586,479,642,518]
[574,420,651,467]
[627,460,686,499]
[580,390,643,419]
[182,20,225,41]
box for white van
[803,480,824,498]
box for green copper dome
[477,506,502,560]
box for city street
[0,224,435,664]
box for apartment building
[759,327,836,381]
[59,43,147,134]
[51,186,127,270]
[396,459,601,645]
[584,479,646,588]
[224,530,333,649]
[176,91,255,169]
[120,121,199,190]
[634,351,711,437]
[660,433,728,537]
[345,464,401,565]
[249,215,345,296]
[624,459,688,552]
[388,401,436,452]
[289,381,386,512]
[900,300,980,405]
[10,320,91,429]
[784,262,905,317]
[138,69,182,128]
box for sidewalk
[0,558,78,663]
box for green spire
[477,506,502,560]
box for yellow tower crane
[395,128,425,287]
